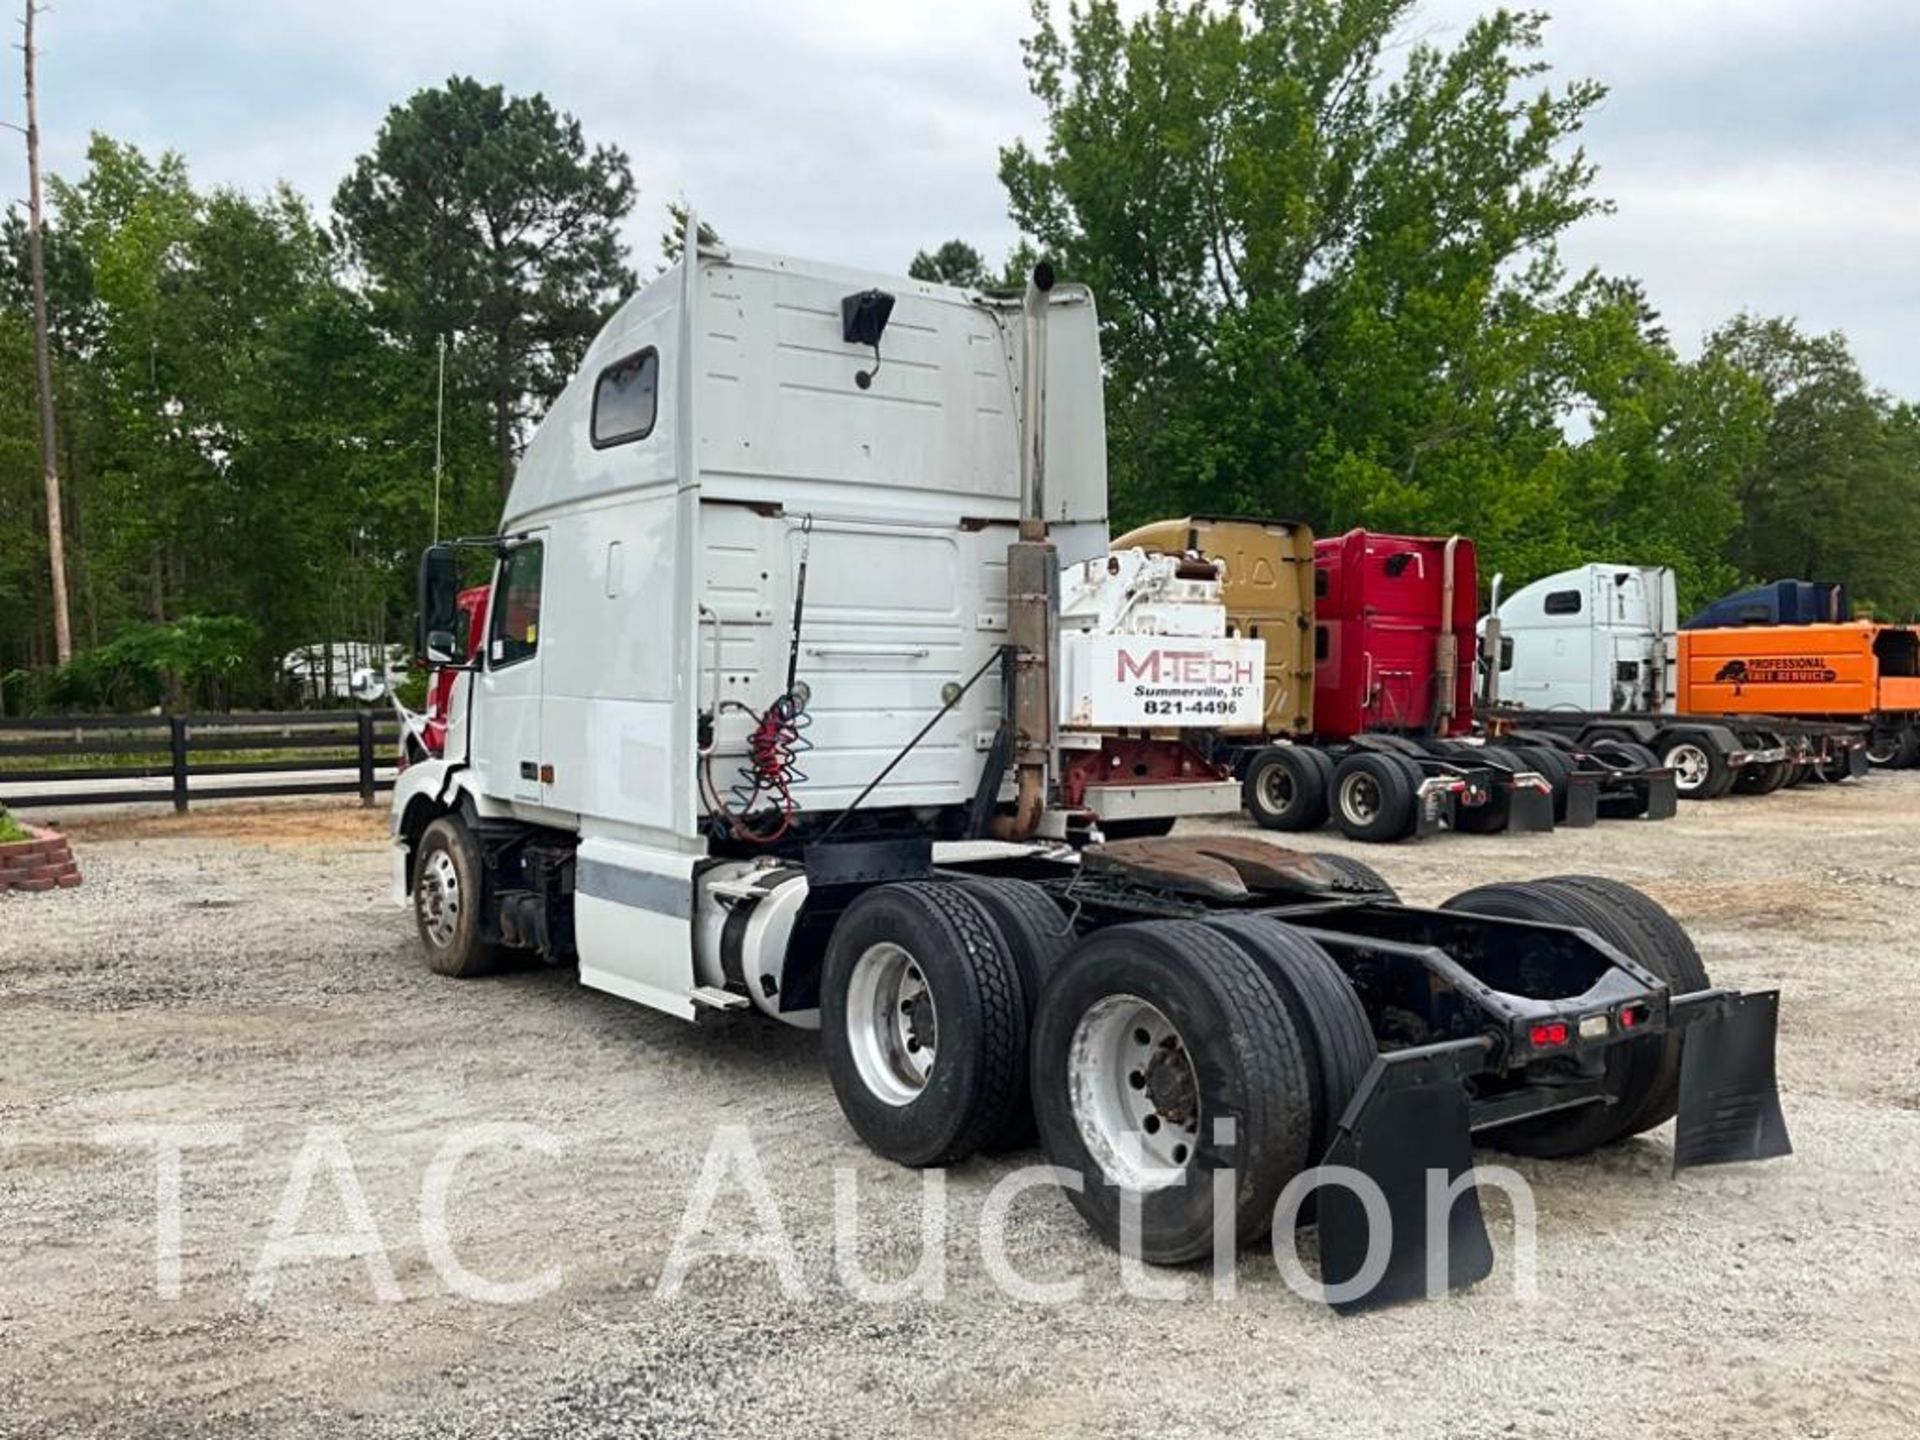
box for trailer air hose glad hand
[699,515,814,845]
[701,690,813,844]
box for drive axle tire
[413,816,507,978]
[1242,745,1330,832]
[1662,733,1734,800]
[1732,759,1791,796]
[1031,921,1315,1263]
[1440,875,1708,1157]
[1201,916,1375,1164]
[955,877,1075,1149]
[1304,852,1400,902]
[1866,726,1917,769]
[1330,752,1415,843]
[821,883,1026,1168]
[1515,744,1574,812]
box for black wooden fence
[0,711,401,811]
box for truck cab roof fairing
[501,247,1109,543]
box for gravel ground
[4,781,1919,1439]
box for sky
[9,0,1919,396]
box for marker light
[1618,1003,1650,1031]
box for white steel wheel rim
[1068,994,1201,1191]
[846,942,938,1107]
[1258,763,1294,814]
[1665,743,1709,791]
[1866,737,1897,765]
[1339,771,1382,827]
[418,847,461,948]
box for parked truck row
[369,229,1790,1311]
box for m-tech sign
[1081,636,1266,728]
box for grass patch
[0,806,29,843]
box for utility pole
[19,1,72,664]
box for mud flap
[1504,780,1555,833]
[1410,780,1451,839]
[1673,990,1792,1171]
[1317,1043,1494,1314]
[1560,773,1599,827]
[1641,771,1678,820]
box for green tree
[1706,315,1920,617]
[908,239,989,287]
[998,1,1617,572]
[333,77,637,500]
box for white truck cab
[1484,563,1677,713]
[390,225,1246,1022]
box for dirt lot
[4,781,1919,1439]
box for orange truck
[1678,623,1920,768]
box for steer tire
[954,877,1075,1149]
[1031,920,1315,1263]
[1304,851,1401,902]
[1242,745,1330,832]
[1330,752,1415,843]
[1201,916,1375,1166]
[413,816,508,979]
[1440,875,1708,1157]
[821,882,1026,1168]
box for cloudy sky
[10,1,1918,394]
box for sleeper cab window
[1543,588,1582,616]
[491,542,544,667]
[591,347,659,447]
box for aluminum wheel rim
[846,942,937,1107]
[1068,994,1200,1191]
[1665,743,1709,792]
[1258,765,1295,814]
[417,848,460,948]
[1866,738,1898,765]
[1339,772,1382,827]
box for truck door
[473,534,547,804]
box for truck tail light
[1528,1021,1570,1049]
[1618,1002,1650,1031]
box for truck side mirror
[418,545,461,663]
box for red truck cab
[1313,529,1477,741]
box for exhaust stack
[992,262,1058,839]
[1434,534,1462,735]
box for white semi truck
[379,222,1788,1309]
[1482,564,1867,798]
